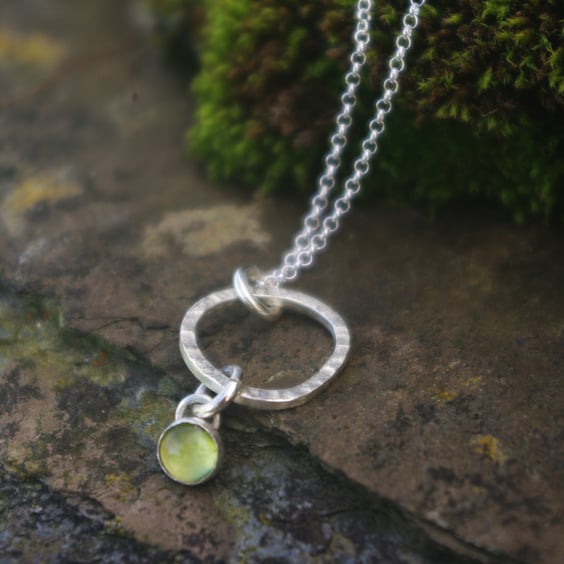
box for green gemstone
[158,420,219,485]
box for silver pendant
[157,366,241,485]
[157,275,351,485]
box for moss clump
[147,0,564,222]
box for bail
[157,365,242,485]
[233,267,282,321]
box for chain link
[261,0,425,288]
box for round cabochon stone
[158,420,219,485]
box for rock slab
[0,1,563,562]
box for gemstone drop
[158,420,219,485]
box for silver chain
[260,0,425,288]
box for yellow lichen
[105,515,130,537]
[6,169,82,215]
[433,389,459,405]
[473,434,507,463]
[104,472,137,503]
[433,374,482,406]
[464,376,482,390]
[142,204,270,258]
[0,30,64,67]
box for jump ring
[233,268,281,321]
[175,393,221,429]
[192,366,242,419]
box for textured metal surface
[233,267,281,320]
[179,288,351,410]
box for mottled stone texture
[0,1,562,563]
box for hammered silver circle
[179,287,351,410]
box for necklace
[157,0,426,485]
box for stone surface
[0,1,563,563]
[0,466,196,563]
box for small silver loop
[175,393,212,420]
[233,268,281,321]
[175,393,221,429]
[192,365,242,419]
[195,365,240,396]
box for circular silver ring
[233,268,281,321]
[179,287,350,410]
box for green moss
[146,0,564,222]
[0,292,127,390]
